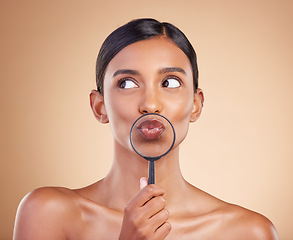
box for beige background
[1,0,292,239]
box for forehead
[104,37,193,77]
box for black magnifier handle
[148,161,155,184]
[146,157,159,184]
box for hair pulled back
[96,18,198,94]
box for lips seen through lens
[137,119,166,141]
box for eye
[118,79,139,89]
[162,77,181,88]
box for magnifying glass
[130,113,176,184]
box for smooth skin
[14,37,279,239]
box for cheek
[104,93,137,146]
[165,94,194,146]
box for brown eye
[162,77,181,88]
[118,79,138,89]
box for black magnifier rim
[130,113,176,162]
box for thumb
[140,177,148,190]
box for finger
[141,196,166,219]
[155,221,172,240]
[129,185,165,208]
[140,177,148,190]
[149,209,169,230]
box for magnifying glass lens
[130,113,175,160]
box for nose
[139,88,162,114]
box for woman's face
[101,37,202,153]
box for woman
[14,18,279,239]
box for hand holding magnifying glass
[130,113,176,184]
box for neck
[100,140,187,211]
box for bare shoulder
[16,186,78,214]
[14,187,80,240]
[220,203,279,240]
[183,185,279,240]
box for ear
[89,90,109,123]
[190,88,204,123]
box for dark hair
[96,18,198,94]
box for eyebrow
[158,67,187,75]
[112,67,187,78]
[112,69,139,77]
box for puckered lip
[136,118,166,140]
